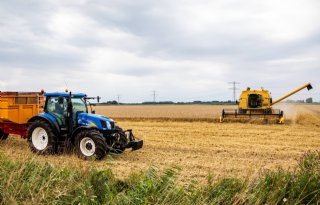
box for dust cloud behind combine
[0,104,319,183]
[275,104,320,126]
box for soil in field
[95,103,320,122]
[95,104,233,121]
[0,104,319,183]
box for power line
[117,94,120,104]
[151,90,157,102]
[228,81,240,102]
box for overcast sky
[0,0,319,102]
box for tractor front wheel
[109,126,127,154]
[0,130,9,140]
[75,130,107,160]
[28,120,57,154]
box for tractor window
[46,97,68,127]
[71,98,87,113]
[46,97,68,114]
[47,97,68,115]
[46,98,55,113]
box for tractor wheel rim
[32,127,49,150]
[80,137,96,157]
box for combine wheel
[28,120,57,154]
[0,130,9,140]
[75,130,107,160]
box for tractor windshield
[72,97,87,113]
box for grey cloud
[0,46,82,69]
[0,0,319,102]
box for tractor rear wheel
[75,130,107,160]
[0,130,9,140]
[28,120,57,154]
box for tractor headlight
[106,121,112,129]
[100,120,112,130]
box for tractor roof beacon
[27,91,143,160]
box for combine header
[220,83,313,123]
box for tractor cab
[43,92,115,132]
[45,93,85,128]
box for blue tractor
[27,92,143,160]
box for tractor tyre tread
[27,120,57,155]
[75,129,107,160]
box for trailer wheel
[28,120,57,154]
[75,130,107,160]
[0,130,9,140]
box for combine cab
[220,83,313,123]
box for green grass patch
[0,151,319,204]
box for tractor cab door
[70,97,87,127]
[46,96,68,128]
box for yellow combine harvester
[220,83,313,123]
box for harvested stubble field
[1,104,320,183]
